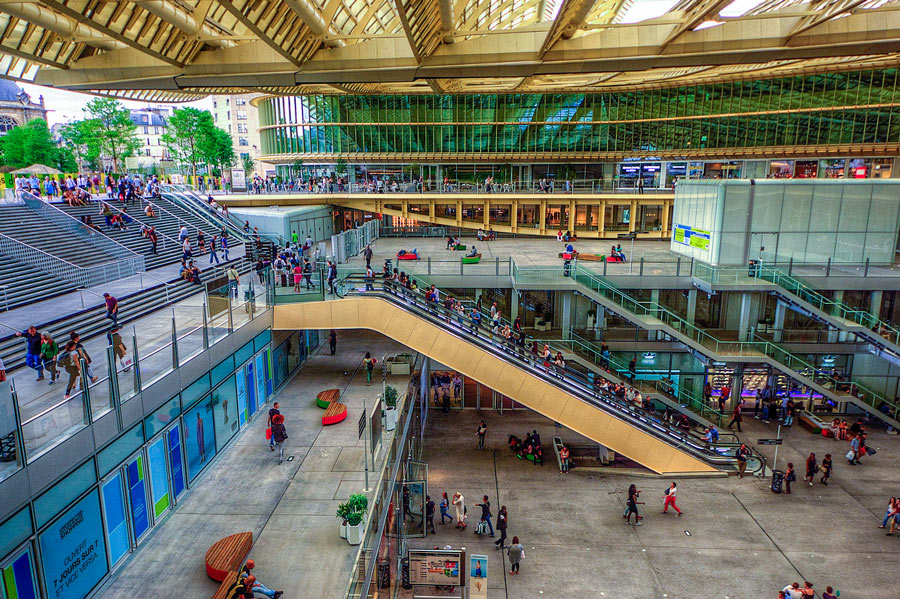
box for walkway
[93,330,411,599]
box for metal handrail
[160,186,252,242]
[97,200,180,245]
[0,230,120,288]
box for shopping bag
[266,427,272,440]
[845,450,854,460]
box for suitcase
[475,519,488,535]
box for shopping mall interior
[2,2,900,599]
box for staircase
[0,252,76,310]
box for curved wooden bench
[212,570,241,599]
[205,532,252,582]
[316,388,347,425]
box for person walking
[507,537,524,575]
[452,491,466,529]
[662,482,682,516]
[364,244,373,269]
[303,258,314,290]
[494,506,508,549]
[476,420,487,449]
[476,495,494,537]
[820,453,833,485]
[222,234,230,260]
[61,340,82,399]
[40,331,59,384]
[727,401,743,432]
[735,443,750,479]
[425,495,436,534]
[69,332,98,383]
[209,235,220,264]
[267,402,281,451]
[784,462,796,494]
[719,383,730,414]
[625,484,642,525]
[804,452,817,486]
[103,293,119,327]
[271,414,287,464]
[363,352,376,385]
[227,265,240,299]
[329,330,337,355]
[439,492,451,525]
[327,260,337,295]
[16,326,44,381]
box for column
[738,293,752,342]
[661,199,670,237]
[568,198,577,234]
[629,200,637,233]
[732,369,744,410]
[510,289,519,322]
[871,290,883,320]
[772,300,786,343]
[511,198,518,234]
[650,289,661,341]
[539,198,547,235]
[686,289,698,324]
[561,291,572,339]
[483,199,490,229]
[658,162,668,189]
[593,306,605,341]
[597,200,605,236]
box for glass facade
[258,69,900,158]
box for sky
[20,82,213,126]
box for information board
[469,554,488,599]
[408,549,464,586]
[673,224,711,250]
[39,490,109,599]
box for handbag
[265,427,272,440]
[867,447,877,456]
[845,450,854,461]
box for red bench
[316,389,347,425]
[205,532,252,582]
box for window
[239,137,249,146]
[143,126,148,134]
[226,98,230,106]
[154,127,159,134]
[0,115,17,132]
[236,110,247,120]
[146,138,151,146]
[227,111,230,119]
[236,98,247,106]
[213,101,217,108]
[214,114,218,122]
[240,152,250,160]
[237,123,248,134]
[228,124,232,134]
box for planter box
[386,354,412,375]
[347,522,364,545]
[340,521,348,539]
[384,406,398,431]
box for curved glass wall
[258,69,900,159]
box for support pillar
[732,369,744,410]
[629,200,637,233]
[686,289,698,324]
[594,306,605,341]
[738,293,752,342]
[561,291,573,339]
[510,289,519,323]
[871,290,883,320]
[650,289,661,341]
[773,300,787,343]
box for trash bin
[771,469,784,494]
[748,260,759,278]
[400,557,412,589]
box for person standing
[61,340,82,399]
[364,244,373,269]
[267,402,281,451]
[559,445,570,473]
[662,482,682,516]
[804,452,817,486]
[507,537,524,575]
[476,420,487,449]
[209,235,220,264]
[719,383,730,414]
[727,402,742,432]
[476,495,494,537]
[425,495,436,534]
[222,234,230,260]
[452,491,466,529]
[40,331,59,384]
[784,462,796,494]
[363,352,376,385]
[628,356,636,381]
[494,506,508,549]
[625,484,642,525]
[271,414,287,464]
[147,226,158,255]
[439,492,451,525]
[327,260,337,295]
[820,453,832,485]
[103,293,119,326]
[303,258,314,290]
[735,443,750,479]
[16,326,44,381]
[329,330,337,355]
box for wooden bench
[205,532,252,582]
[316,388,348,425]
[212,570,241,599]
[799,410,830,435]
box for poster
[212,376,238,452]
[168,425,185,498]
[2,547,37,599]
[408,549,464,586]
[429,371,462,409]
[39,491,109,599]
[246,362,257,416]
[184,400,216,481]
[101,474,130,566]
[236,369,248,427]
[469,554,488,599]
[230,168,246,191]
[265,350,273,397]
[126,456,149,540]
[147,437,171,519]
[673,224,710,250]
[255,353,266,406]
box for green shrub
[384,385,398,408]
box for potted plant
[346,493,369,545]
[587,309,597,330]
[336,502,351,539]
[384,386,399,431]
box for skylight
[618,0,680,24]
[719,0,767,18]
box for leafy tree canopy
[0,118,77,172]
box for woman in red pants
[662,482,683,516]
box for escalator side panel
[273,297,717,475]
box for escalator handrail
[336,275,761,471]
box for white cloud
[19,83,213,126]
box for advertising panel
[147,437,171,519]
[2,547,38,599]
[126,456,149,540]
[236,368,248,427]
[408,549,464,586]
[184,399,216,481]
[212,376,238,452]
[673,224,711,251]
[255,354,266,405]
[469,554,488,599]
[100,474,129,566]
[246,362,257,416]
[264,350,273,397]
[230,168,246,191]
[39,491,108,599]
[168,425,185,498]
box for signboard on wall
[673,224,711,250]
[408,549,465,586]
[39,491,109,599]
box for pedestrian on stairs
[103,293,118,327]
[222,234,230,260]
[209,236,220,264]
[147,226,158,255]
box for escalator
[694,262,900,367]
[513,263,900,428]
[272,276,765,476]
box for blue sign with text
[39,491,108,599]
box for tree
[162,107,217,178]
[335,157,348,176]
[58,120,103,171]
[200,126,235,177]
[242,155,255,176]
[82,98,139,172]
[0,118,77,171]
